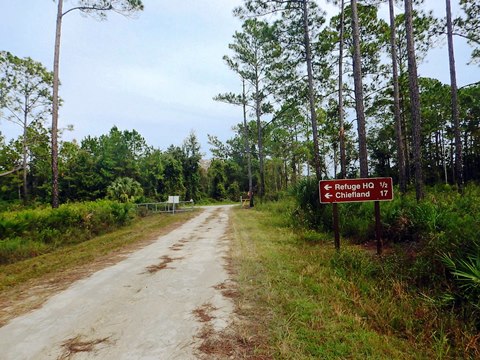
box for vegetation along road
[0,206,235,360]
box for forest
[1,0,479,205]
[1,0,480,355]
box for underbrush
[284,180,480,356]
[0,200,135,264]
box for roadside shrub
[300,229,328,244]
[212,183,227,201]
[136,205,150,217]
[0,200,136,264]
[290,177,330,230]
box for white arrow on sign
[325,193,332,199]
[324,184,332,191]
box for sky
[0,1,478,158]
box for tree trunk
[52,0,63,208]
[398,51,411,184]
[302,0,322,180]
[435,130,441,182]
[441,128,448,183]
[404,0,424,201]
[388,0,407,193]
[291,130,297,185]
[351,0,368,178]
[242,79,254,207]
[450,140,455,182]
[446,0,463,192]
[22,98,29,204]
[291,154,297,184]
[255,77,265,198]
[400,89,411,183]
[338,0,347,179]
[463,131,469,181]
[333,143,338,178]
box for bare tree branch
[62,5,112,17]
[0,165,23,177]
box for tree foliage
[0,52,54,202]
[455,0,480,64]
[106,177,143,203]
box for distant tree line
[0,120,239,204]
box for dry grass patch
[213,281,240,299]
[203,208,223,225]
[221,223,236,277]
[58,335,111,359]
[145,255,184,274]
[193,302,217,323]
[196,320,272,360]
[169,243,184,251]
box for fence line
[136,200,194,214]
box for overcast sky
[1,1,478,157]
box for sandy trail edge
[0,205,234,360]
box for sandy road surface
[0,206,235,360]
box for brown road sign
[319,177,393,204]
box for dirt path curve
[0,205,235,360]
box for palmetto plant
[442,249,480,309]
[106,177,143,203]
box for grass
[0,211,197,292]
[229,203,476,359]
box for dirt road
[0,205,235,360]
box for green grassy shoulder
[230,203,474,359]
[0,210,198,292]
